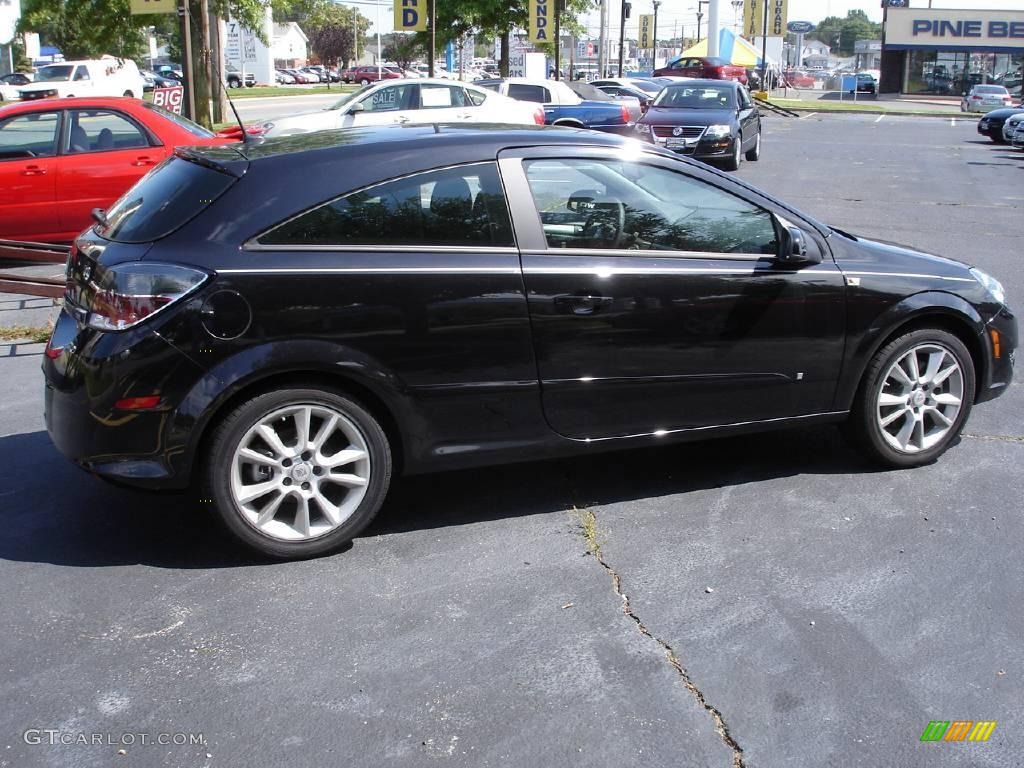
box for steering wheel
[581,202,626,249]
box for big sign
[153,86,184,115]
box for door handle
[131,156,156,167]
[553,293,614,315]
[21,165,46,176]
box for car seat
[95,128,114,150]
[69,125,89,153]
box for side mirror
[348,102,365,114]
[776,216,820,264]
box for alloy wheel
[875,343,964,454]
[230,404,372,541]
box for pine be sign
[529,0,552,44]
[394,0,427,32]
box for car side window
[259,162,515,248]
[464,87,487,106]
[0,112,60,160]
[738,88,752,108]
[419,84,468,109]
[507,84,550,103]
[73,65,90,82]
[523,158,778,255]
[359,83,414,112]
[66,110,149,154]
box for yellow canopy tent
[673,28,763,68]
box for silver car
[1002,112,1024,141]
[961,84,1012,113]
[1012,119,1024,149]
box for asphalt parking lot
[1,113,1021,768]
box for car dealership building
[879,6,1023,96]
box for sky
[353,0,1024,42]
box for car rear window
[96,155,238,243]
[976,85,1007,94]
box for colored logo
[920,721,997,742]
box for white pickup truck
[16,57,146,101]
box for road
[233,93,343,124]
[0,114,1020,768]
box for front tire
[204,388,392,559]
[745,130,761,161]
[847,329,975,468]
[722,136,742,171]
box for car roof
[0,96,147,117]
[660,78,739,88]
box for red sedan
[342,66,402,86]
[654,56,748,85]
[0,97,236,244]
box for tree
[307,24,355,70]
[807,10,880,57]
[382,33,423,71]
[18,0,152,60]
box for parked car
[477,78,634,134]
[1012,119,1024,149]
[283,68,318,84]
[275,69,296,84]
[635,79,761,171]
[961,85,1013,113]
[593,83,653,113]
[344,66,402,86]
[140,69,180,92]
[654,56,748,85]
[564,80,643,122]
[592,78,663,97]
[976,105,1024,142]
[17,57,146,100]
[852,73,877,96]
[225,64,256,88]
[259,79,543,137]
[0,72,33,102]
[153,63,183,80]
[41,124,1016,558]
[300,66,327,83]
[0,97,236,243]
[999,111,1024,142]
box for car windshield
[653,85,736,109]
[328,85,371,111]
[628,80,663,94]
[976,85,1007,94]
[36,65,74,82]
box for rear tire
[846,329,974,468]
[204,388,392,559]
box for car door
[499,147,846,439]
[0,110,61,241]
[56,108,167,235]
[343,82,418,127]
[736,86,758,149]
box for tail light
[83,262,209,331]
[711,66,725,79]
[620,104,631,123]
[972,95,982,100]
[533,106,545,125]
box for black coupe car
[977,105,1024,142]
[43,125,1016,558]
[634,79,761,170]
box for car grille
[652,125,705,139]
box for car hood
[832,229,973,278]
[639,107,736,126]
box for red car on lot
[342,66,402,86]
[654,56,748,85]
[0,97,236,244]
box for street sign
[528,0,551,44]
[393,0,427,32]
[639,14,654,49]
[129,0,175,14]
[786,20,815,34]
[152,86,184,114]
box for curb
[769,106,965,119]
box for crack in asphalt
[963,433,1024,444]
[574,507,746,768]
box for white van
[17,56,146,101]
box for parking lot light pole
[652,0,661,70]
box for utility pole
[598,0,608,77]
[428,0,435,76]
[554,0,562,79]
[652,0,660,70]
[617,0,629,77]
[707,0,719,57]
[178,0,195,120]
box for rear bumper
[42,307,205,489]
